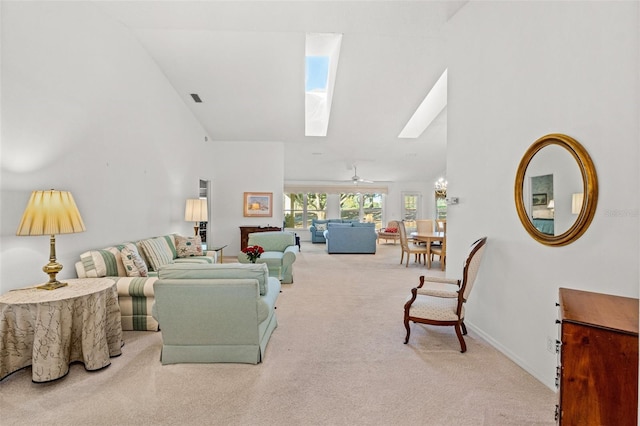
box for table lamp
[185,198,208,236]
[571,193,584,214]
[16,190,86,290]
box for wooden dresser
[239,226,281,250]
[556,288,638,425]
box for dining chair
[430,221,446,270]
[403,236,488,352]
[413,219,434,246]
[397,221,430,267]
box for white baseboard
[466,321,558,392]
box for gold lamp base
[38,254,67,290]
[37,280,68,290]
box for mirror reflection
[514,133,598,247]
[530,174,554,235]
[522,144,583,236]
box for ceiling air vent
[190,93,203,103]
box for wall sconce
[185,198,208,236]
[571,193,584,214]
[16,190,86,290]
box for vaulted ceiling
[97,1,467,185]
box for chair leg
[404,319,411,344]
[461,321,467,335]
[455,323,467,353]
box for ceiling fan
[349,165,374,184]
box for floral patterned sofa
[75,234,216,331]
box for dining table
[412,231,446,269]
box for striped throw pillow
[79,247,124,277]
[139,237,175,271]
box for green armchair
[238,231,298,283]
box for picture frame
[243,192,273,217]
[532,193,548,206]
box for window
[305,56,329,92]
[283,193,327,229]
[306,193,327,225]
[402,192,421,230]
[362,193,383,229]
[436,193,447,219]
[305,33,343,137]
[338,193,383,226]
[340,193,360,221]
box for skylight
[305,33,342,137]
[305,56,329,92]
[398,69,448,139]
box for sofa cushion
[314,223,327,231]
[247,231,296,253]
[158,263,270,296]
[139,236,176,271]
[175,235,204,258]
[352,222,375,228]
[79,247,126,278]
[327,222,352,228]
[120,243,149,277]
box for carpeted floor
[0,242,556,425]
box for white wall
[210,141,284,256]
[0,2,213,292]
[446,1,639,389]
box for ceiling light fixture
[434,177,447,197]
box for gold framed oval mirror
[514,133,598,246]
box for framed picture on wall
[532,193,548,206]
[243,192,273,217]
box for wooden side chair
[397,221,429,267]
[430,221,447,270]
[403,237,487,352]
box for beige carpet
[0,242,556,425]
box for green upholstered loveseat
[74,234,216,331]
[152,263,280,365]
[237,231,298,284]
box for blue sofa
[309,219,358,243]
[325,222,377,254]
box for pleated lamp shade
[184,198,208,223]
[16,190,86,236]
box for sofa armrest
[282,246,298,265]
[75,261,88,278]
[203,250,218,263]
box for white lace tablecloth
[0,278,123,383]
